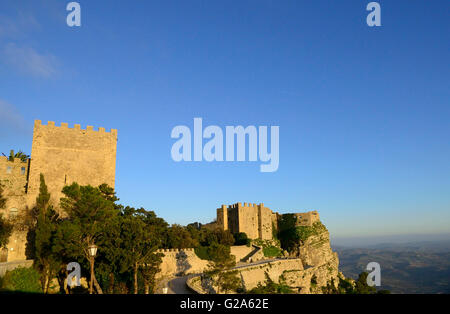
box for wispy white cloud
[3,43,59,78]
[0,11,40,40]
[0,99,30,135]
[0,7,60,79]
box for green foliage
[204,228,235,247]
[34,175,63,293]
[1,267,42,293]
[247,272,293,294]
[119,207,164,293]
[57,183,121,294]
[271,222,278,240]
[277,220,327,251]
[321,273,390,294]
[297,222,326,241]
[0,183,6,209]
[207,243,235,267]
[5,150,29,162]
[0,184,12,248]
[219,270,241,293]
[184,223,235,248]
[166,224,198,249]
[354,272,378,294]
[204,243,239,293]
[0,214,12,249]
[277,214,297,232]
[60,183,118,243]
[233,232,250,246]
[262,246,282,258]
[194,246,211,260]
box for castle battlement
[34,120,118,136]
[156,248,195,254]
[2,119,118,263]
[218,203,321,240]
[218,202,275,240]
[0,156,29,165]
[226,202,264,209]
[27,119,118,209]
[290,210,320,226]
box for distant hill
[333,240,450,294]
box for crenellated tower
[27,120,118,207]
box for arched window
[9,208,18,219]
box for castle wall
[156,246,254,280]
[0,157,30,262]
[257,204,274,240]
[230,245,254,262]
[156,248,209,279]
[0,157,29,218]
[293,210,320,226]
[1,120,118,262]
[216,202,275,240]
[216,203,322,241]
[216,205,227,231]
[238,203,259,239]
[27,120,118,208]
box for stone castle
[217,202,320,240]
[0,120,118,262]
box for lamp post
[88,244,98,294]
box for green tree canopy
[0,184,12,249]
[204,243,239,293]
[3,150,29,162]
[119,207,164,294]
[58,183,119,294]
[34,174,63,293]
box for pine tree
[34,174,62,293]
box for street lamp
[88,244,98,294]
[88,244,98,258]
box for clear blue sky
[1,0,449,238]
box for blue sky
[0,0,449,238]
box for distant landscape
[333,240,450,294]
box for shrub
[194,246,211,260]
[247,272,293,294]
[233,232,250,246]
[263,246,282,257]
[1,267,42,293]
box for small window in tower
[6,166,12,174]
[21,167,26,175]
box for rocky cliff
[282,222,340,293]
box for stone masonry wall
[156,246,254,279]
[27,120,118,209]
[156,248,209,279]
[1,120,118,262]
[217,202,275,240]
[217,202,319,240]
[0,157,30,262]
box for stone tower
[0,120,118,262]
[217,202,321,241]
[217,202,277,240]
[27,120,118,207]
